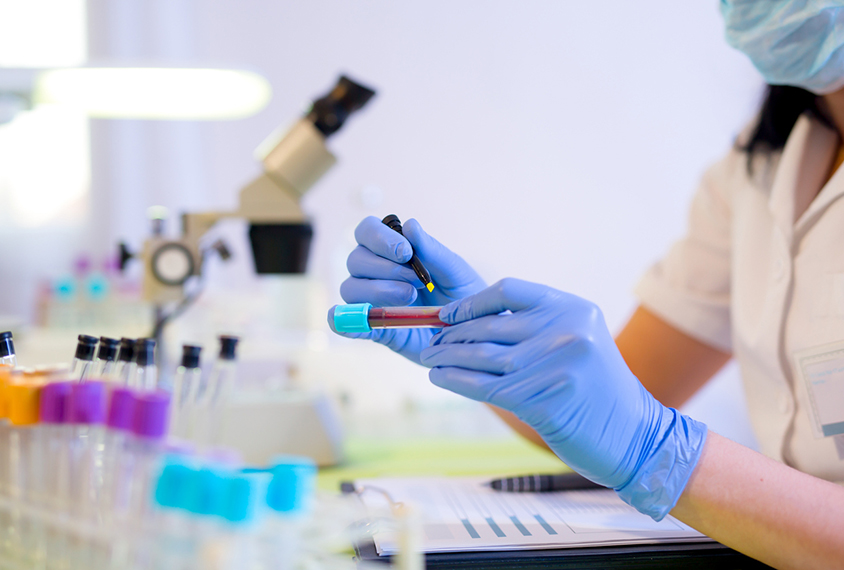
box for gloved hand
[419,278,708,520]
[328,216,486,364]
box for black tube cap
[0,331,14,359]
[75,334,98,361]
[134,338,156,367]
[218,336,239,361]
[117,337,135,363]
[181,345,202,369]
[96,336,120,362]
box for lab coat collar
[796,119,844,236]
[768,114,841,242]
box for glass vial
[171,345,202,438]
[0,331,16,367]
[115,338,136,385]
[94,337,120,379]
[207,336,239,408]
[132,339,157,391]
[71,335,98,382]
[208,336,238,445]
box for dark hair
[742,85,834,164]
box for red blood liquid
[367,306,445,328]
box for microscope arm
[139,76,374,303]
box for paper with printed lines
[354,476,710,554]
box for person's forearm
[671,432,844,570]
[615,307,731,408]
[486,404,552,451]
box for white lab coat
[636,114,844,482]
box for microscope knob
[118,242,134,272]
[150,242,195,286]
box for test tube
[171,345,202,438]
[66,382,108,509]
[0,331,16,367]
[158,463,229,567]
[207,336,238,407]
[65,381,108,568]
[333,303,445,333]
[115,337,136,385]
[125,391,171,519]
[202,336,238,446]
[0,367,12,496]
[132,339,157,391]
[240,456,316,568]
[38,381,73,569]
[215,470,271,569]
[103,387,136,516]
[71,334,99,381]
[100,387,141,568]
[95,336,120,379]
[5,382,43,566]
[37,382,72,503]
[151,460,201,569]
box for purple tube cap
[39,382,73,424]
[107,387,136,431]
[132,391,170,439]
[67,381,107,424]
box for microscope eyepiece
[306,75,375,138]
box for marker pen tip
[426,283,435,293]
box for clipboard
[342,481,773,569]
[352,537,773,569]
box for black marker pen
[487,472,604,492]
[382,214,435,292]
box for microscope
[131,75,376,306]
[122,75,376,466]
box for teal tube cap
[266,455,317,514]
[333,303,372,333]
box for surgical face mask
[720,0,844,95]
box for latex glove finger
[440,278,553,324]
[421,336,570,375]
[340,277,418,306]
[430,310,564,347]
[347,245,422,286]
[354,216,413,263]
[428,364,508,403]
[429,365,555,419]
[402,219,476,287]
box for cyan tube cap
[333,303,372,333]
[186,468,225,516]
[266,455,317,514]
[155,462,195,510]
[218,471,270,524]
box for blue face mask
[721,0,844,94]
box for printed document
[354,476,710,554]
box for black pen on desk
[382,214,435,293]
[487,472,604,492]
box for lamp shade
[33,67,272,120]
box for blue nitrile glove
[328,216,486,364]
[419,279,708,521]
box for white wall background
[10,1,766,447]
